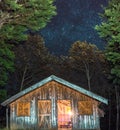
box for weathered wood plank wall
[10,81,100,130]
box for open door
[57,100,72,129]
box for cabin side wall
[9,81,100,130]
[55,82,100,129]
[77,102,100,129]
[10,97,38,130]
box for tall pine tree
[0,0,56,101]
[95,0,120,129]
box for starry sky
[40,0,108,55]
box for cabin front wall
[9,81,100,130]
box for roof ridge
[1,75,108,106]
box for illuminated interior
[57,100,72,128]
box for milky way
[40,0,108,55]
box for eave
[1,75,108,106]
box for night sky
[40,0,108,55]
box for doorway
[38,100,51,129]
[57,100,72,129]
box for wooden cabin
[1,75,108,130]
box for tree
[0,0,56,87]
[0,0,56,102]
[0,0,56,30]
[69,41,105,91]
[13,34,54,91]
[0,41,14,86]
[95,0,120,130]
[0,41,15,102]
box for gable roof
[1,75,108,106]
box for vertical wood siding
[10,81,100,130]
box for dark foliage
[1,35,110,130]
[0,36,115,129]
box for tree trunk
[115,85,119,130]
[20,65,27,91]
[84,62,91,91]
[108,89,111,130]
[87,70,91,91]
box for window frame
[38,100,51,116]
[17,102,31,117]
[77,101,93,115]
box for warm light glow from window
[68,110,73,116]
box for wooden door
[38,100,51,129]
[57,100,72,129]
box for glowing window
[78,101,93,115]
[17,102,30,116]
